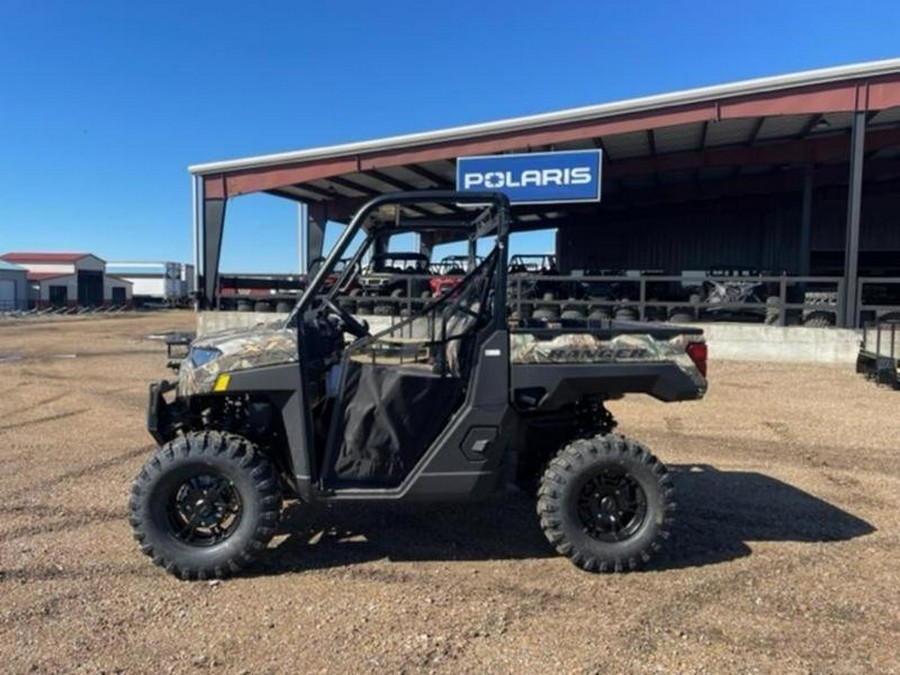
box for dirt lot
[1,312,898,674]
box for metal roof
[27,272,75,282]
[186,58,900,227]
[191,58,900,176]
[105,275,134,285]
[2,252,100,264]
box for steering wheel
[321,297,370,338]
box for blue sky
[2,1,899,272]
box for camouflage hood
[178,324,298,397]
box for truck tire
[129,431,282,580]
[537,434,674,573]
[614,306,637,321]
[803,311,835,327]
[532,307,559,322]
[588,306,610,321]
[668,308,694,324]
[561,303,586,320]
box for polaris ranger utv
[129,191,708,580]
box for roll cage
[290,191,511,322]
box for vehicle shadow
[250,491,554,576]
[248,464,875,576]
[654,464,876,571]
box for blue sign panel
[456,149,602,204]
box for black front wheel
[537,434,673,572]
[129,431,282,580]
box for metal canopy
[189,59,900,313]
[192,59,900,209]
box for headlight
[189,346,222,368]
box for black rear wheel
[129,431,282,580]
[537,434,673,572]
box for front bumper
[147,380,178,445]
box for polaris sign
[456,149,602,204]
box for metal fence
[505,273,845,327]
[218,271,900,328]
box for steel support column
[202,197,227,309]
[799,167,813,277]
[191,175,201,310]
[297,202,308,274]
[419,232,435,262]
[304,203,328,273]
[843,111,866,327]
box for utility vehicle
[129,191,708,580]
[355,252,432,315]
[429,254,484,296]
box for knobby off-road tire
[537,434,674,573]
[129,431,282,580]
[802,310,835,328]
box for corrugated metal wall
[557,178,900,274]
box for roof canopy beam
[403,165,455,188]
[605,125,900,178]
[796,113,824,139]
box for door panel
[322,251,498,489]
[329,362,464,486]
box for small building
[0,252,132,308]
[0,260,29,311]
[26,271,78,307]
[104,275,134,306]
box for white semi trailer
[107,262,195,306]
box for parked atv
[356,252,432,315]
[129,191,708,580]
[429,254,483,297]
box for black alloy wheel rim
[576,469,648,542]
[167,472,243,546]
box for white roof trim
[189,58,900,176]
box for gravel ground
[1,312,898,674]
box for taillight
[686,341,708,377]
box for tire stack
[802,291,838,327]
[560,301,586,321]
[588,304,611,321]
[614,306,637,321]
[532,293,560,322]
